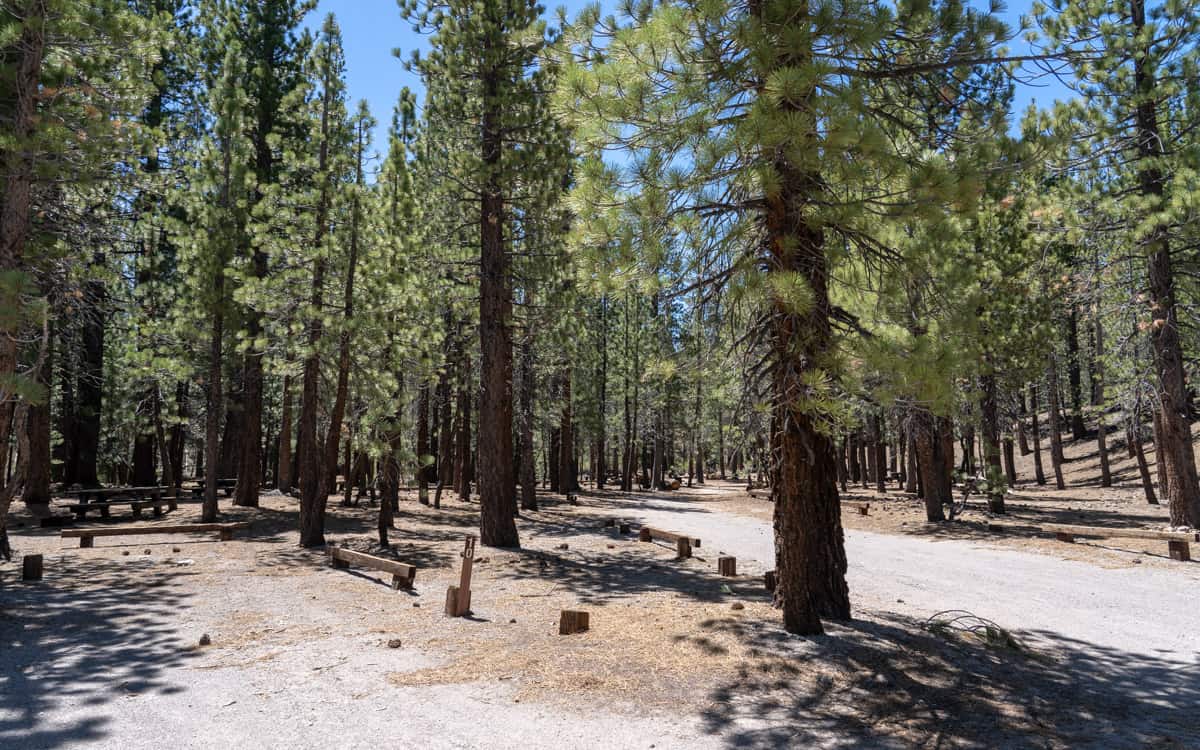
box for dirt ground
[1,427,1198,749]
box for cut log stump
[1055,532,1076,543]
[676,537,692,558]
[638,527,652,542]
[718,556,737,577]
[764,570,777,592]
[22,554,43,581]
[1169,541,1191,562]
[619,523,631,535]
[559,609,589,635]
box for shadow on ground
[0,558,198,748]
[697,610,1198,749]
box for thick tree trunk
[75,273,105,488]
[475,48,518,545]
[1132,0,1200,526]
[202,308,224,523]
[21,329,52,505]
[913,411,948,521]
[1093,315,1112,487]
[596,296,607,490]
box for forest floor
[1,430,1198,749]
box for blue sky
[311,0,1073,153]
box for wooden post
[718,556,736,577]
[676,537,691,558]
[1054,532,1076,543]
[445,535,476,617]
[638,527,651,542]
[858,504,869,516]
[618,523,630,535]
[22,554,43,581]
[764,570,777,592]
[1168,540,1191,561]
[219,529,233,541]
[79,535,94,548]
[328,546,350,569]
[559,609,589,634]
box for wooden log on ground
[327,546,417,590]
[718,556,737,577]
[62,521,251,548]
[22,554,43,581]
[559,609,589,635]
[987,520,1197,560]
[638,526,701,548]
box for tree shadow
[0,556,198,748]
[697,610,1198,748]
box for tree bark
[1045,358,1067,490]
[979,372,1005,513]
[1030,384,1046,485]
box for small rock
[476,557,489,564]
[1131,559,1142,564]
[730,602,745,611]
[509,618,517,623]
[556,543,569,550]
[122,550,130,556]
[173,547,181,553]
[386,639,403,649]
[413,602,421,608]
[199,634,212,647]
[607,544,615,549]
[143,549,151,555]
[896,598,905,603]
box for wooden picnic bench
[638,526,702,557]
[69,485,168,504]
[327,546,418,590]
[987,520,1198,561]
[62,521,252,548]
[66,497,175,520]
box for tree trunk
[1045,358,1067,490]
[1066,308,1087,440]
[913,411,948,521]
[559,366,575,494]
[277,374,294,492]
[1132,0,1200,526]
[979,372,1005,512]
[1030,384,1046,485]
[519,319,537,511]
[21,328,52,505]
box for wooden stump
[444,585,472,616]
[79,536,94,549]
[559,609,589,635]
[567,493,578,505]
[1054,532,1076,543]
[328,546,350,569]
[22,554,43,581]
[638,527,652,542]
[718,556,737,577]
[445,535,476,617]
[858,504,869,516]
[619,523,631,535]
[603,519,615,528]
[1168,540,1191,562]
[219,529,233,541]
[676,537,692,558]
[764,570,777,592]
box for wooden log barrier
[638,526,701,549]
[559,609,589,635]
[988,521,1197,561]
[22,554,43,581]
[718,556,737,577]
[327,546,417,590]
[62,521,251,548]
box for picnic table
[62,485,177,521]
[190,478,237,498]
[69,485,168,504]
